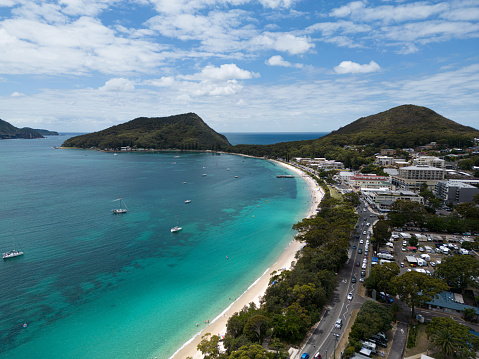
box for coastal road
[296,202,373,359]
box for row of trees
[194,176,358,358]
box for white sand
[168,161,323,359]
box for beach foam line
[168,265,273,359]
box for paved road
[388,321,408,359]
[295,201,373,359]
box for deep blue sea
[0,133,315,359]
[223,132,327,145]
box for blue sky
[0,0,478,133]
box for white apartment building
[413,156,445,169]
[350,174,392,191]
[392,165,445,192]
[362,188,424,212]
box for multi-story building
[413,156,445,169]
[350,174,392,191]
[362,188,424,212]
[380,149,396,156]
[392,165,445,192]
[434,180,479,204]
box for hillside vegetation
[228,105,479,168]
[0,119,44,139]
[62,113,231,151]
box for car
[359,239,364,244]
[363,208,366,212]
[401,246,406,252]
[355,261,360,267]
[359,277,364,282]
[361,269,366,277]
[313,354,321,359]
[335,318,342,329]
[351,276,357,283]
[363,231,367,235]
[403,240,407,246]
[358,248,362,254]
[436,259,442,265]
[366,222,370,226]
[301,353,310,359]
[400,262,404,267]
[356,235,360,239]
[362,263,367,269]
[407,268,412,272]
[347,292,353,301]
[430,261,436,267]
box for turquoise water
[0,135,311,359]
[223,132,328,145]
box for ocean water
[0,134,312,359]
[222,132,328,145]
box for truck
[417,258,427,267]
[362,341,378,354]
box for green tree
[388,200,426,228]
[408,234,418,247]
[426,317,479,359]
[243,315,269,343]
[392,271,448,317]
[434,255,479,295]
[343,192,360,207]
[349,301,392,342]
[272,302,311,343]
[372,220,391,252]
[197,333,220,359]
[229,343,272,359]
[364,262,400,295]
[462,307,477,322]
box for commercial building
[350,174,392,191]
[434,180,479,204]
[413,156,445,169]
[362,188,424,212]
[391,165,445,192]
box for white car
[403,240,407,246]
[362,263,367,269]
[347,292,353,301]
[402,247,406,252]
[360,239,364,244]
[430,261,436,267]
[363,231,367,235]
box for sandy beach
[169,161,323,359]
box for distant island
[62,113,231,151]
[0,118,58,139]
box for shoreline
[168,160,323,359]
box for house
[426,291,479,316]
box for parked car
[400,262,404,267]
[430,261,436,267]
[351,276,357,283]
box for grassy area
[404,323,438,358]
[329,186,341,199]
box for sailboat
[171,214,182,233]
[3,232,24,259]
[112,198,128,214]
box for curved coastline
[169,160,323,359]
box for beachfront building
[434,180,479,204]
[391,165,445,192]
[294,157,344,170]
[349,174,392,191]
[362,188,424,212]
[413,156,445,169]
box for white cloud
[334,60,381,74]
[259,0,297,9]
[182,63,259,81]
[99,78,136,92]
[251,32,314,54]
[265,55,302,68]
[143,77,176,87]
[11,91,24,96]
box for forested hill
[321,104,479,148]
[0,119,44,139]
[62,113,231,151]
[228,105,479,160]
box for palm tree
[430,327,456,358]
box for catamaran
[171,215,182,233]
[112,198,128,214]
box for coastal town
[284,140,479,359]
[180,137,479,359]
